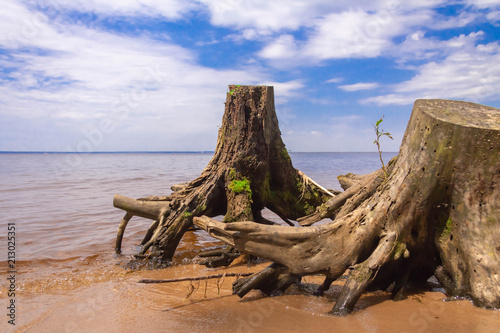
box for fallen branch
[138,272,254,284]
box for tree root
[197,246,241,268]
[297,164,391,227]
[113,195,171,254]
[232,263,301,297]
[114,94,500,314]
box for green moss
[303,203,315,215]
[351,264,372,282]
[281,148,292,163]
[196,205,206,214]
[229,179,251,194]
[223,214,234,223]
[228,84,241,96]
[440,217,453,240]
[183,212,193,219]
[259,173,272,202]
[229,178,252,200]
[219,129,225,143]
[393,242,407,260]
[228,168,237,180]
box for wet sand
[5,258,500,333]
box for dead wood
[113,85,332,263]
[195,99,500,314]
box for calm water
[0,152,395,264]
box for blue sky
[0,0,499,152]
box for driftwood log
[113,85,332,265]
[194,99,500,315]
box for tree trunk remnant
[194,99,500,314]
[113,85,332,264]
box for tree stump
[194,99,500,314]
[113,85,332,264]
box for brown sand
[5,261,499,333]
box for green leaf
[375,118,384,127]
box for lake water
[0,152,396,263]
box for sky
[0,0,499,152]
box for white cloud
[466,0,500,9]
[258,35,299,59]
[392,31,485,62]
[339,82,380,92]
[430,10,479,29]
[0,1,272,151]
[486,10,500,23]
[251,1,492,66]
[258,80,304,104]
[197,0,457,35]
[362,42,500,105]
[325,77,343,83]
[197,0,372,33]
[2,0,499,152]
[255,5,450,63]
[29,0,198,20]
[303,10,399,60]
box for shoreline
[3,259,500,333]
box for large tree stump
[194,99,500,314]
[113,85,332,263]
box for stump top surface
[416,99,500,130]
[229,84,271,90]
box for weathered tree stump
[113,85,332,264]
[194,99,500,314]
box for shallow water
[1,152,499,332]
[0,152,394,263]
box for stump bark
[194,99,500,314]
[113,85,332,263]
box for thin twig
[184,281,195,299]
[138,272,253,284]
[216,273,226,294]
[298,170,336,200]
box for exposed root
[297,166,388,226]
[337,173,367,190]
[115,212,133,254]
[232,263,300,297]
[314,277,335,296]
[140,219,160,246]
[330,232,396,315]
[197,247,241,268]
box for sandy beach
[5,257,499,333]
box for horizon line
[0,151,399,154]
